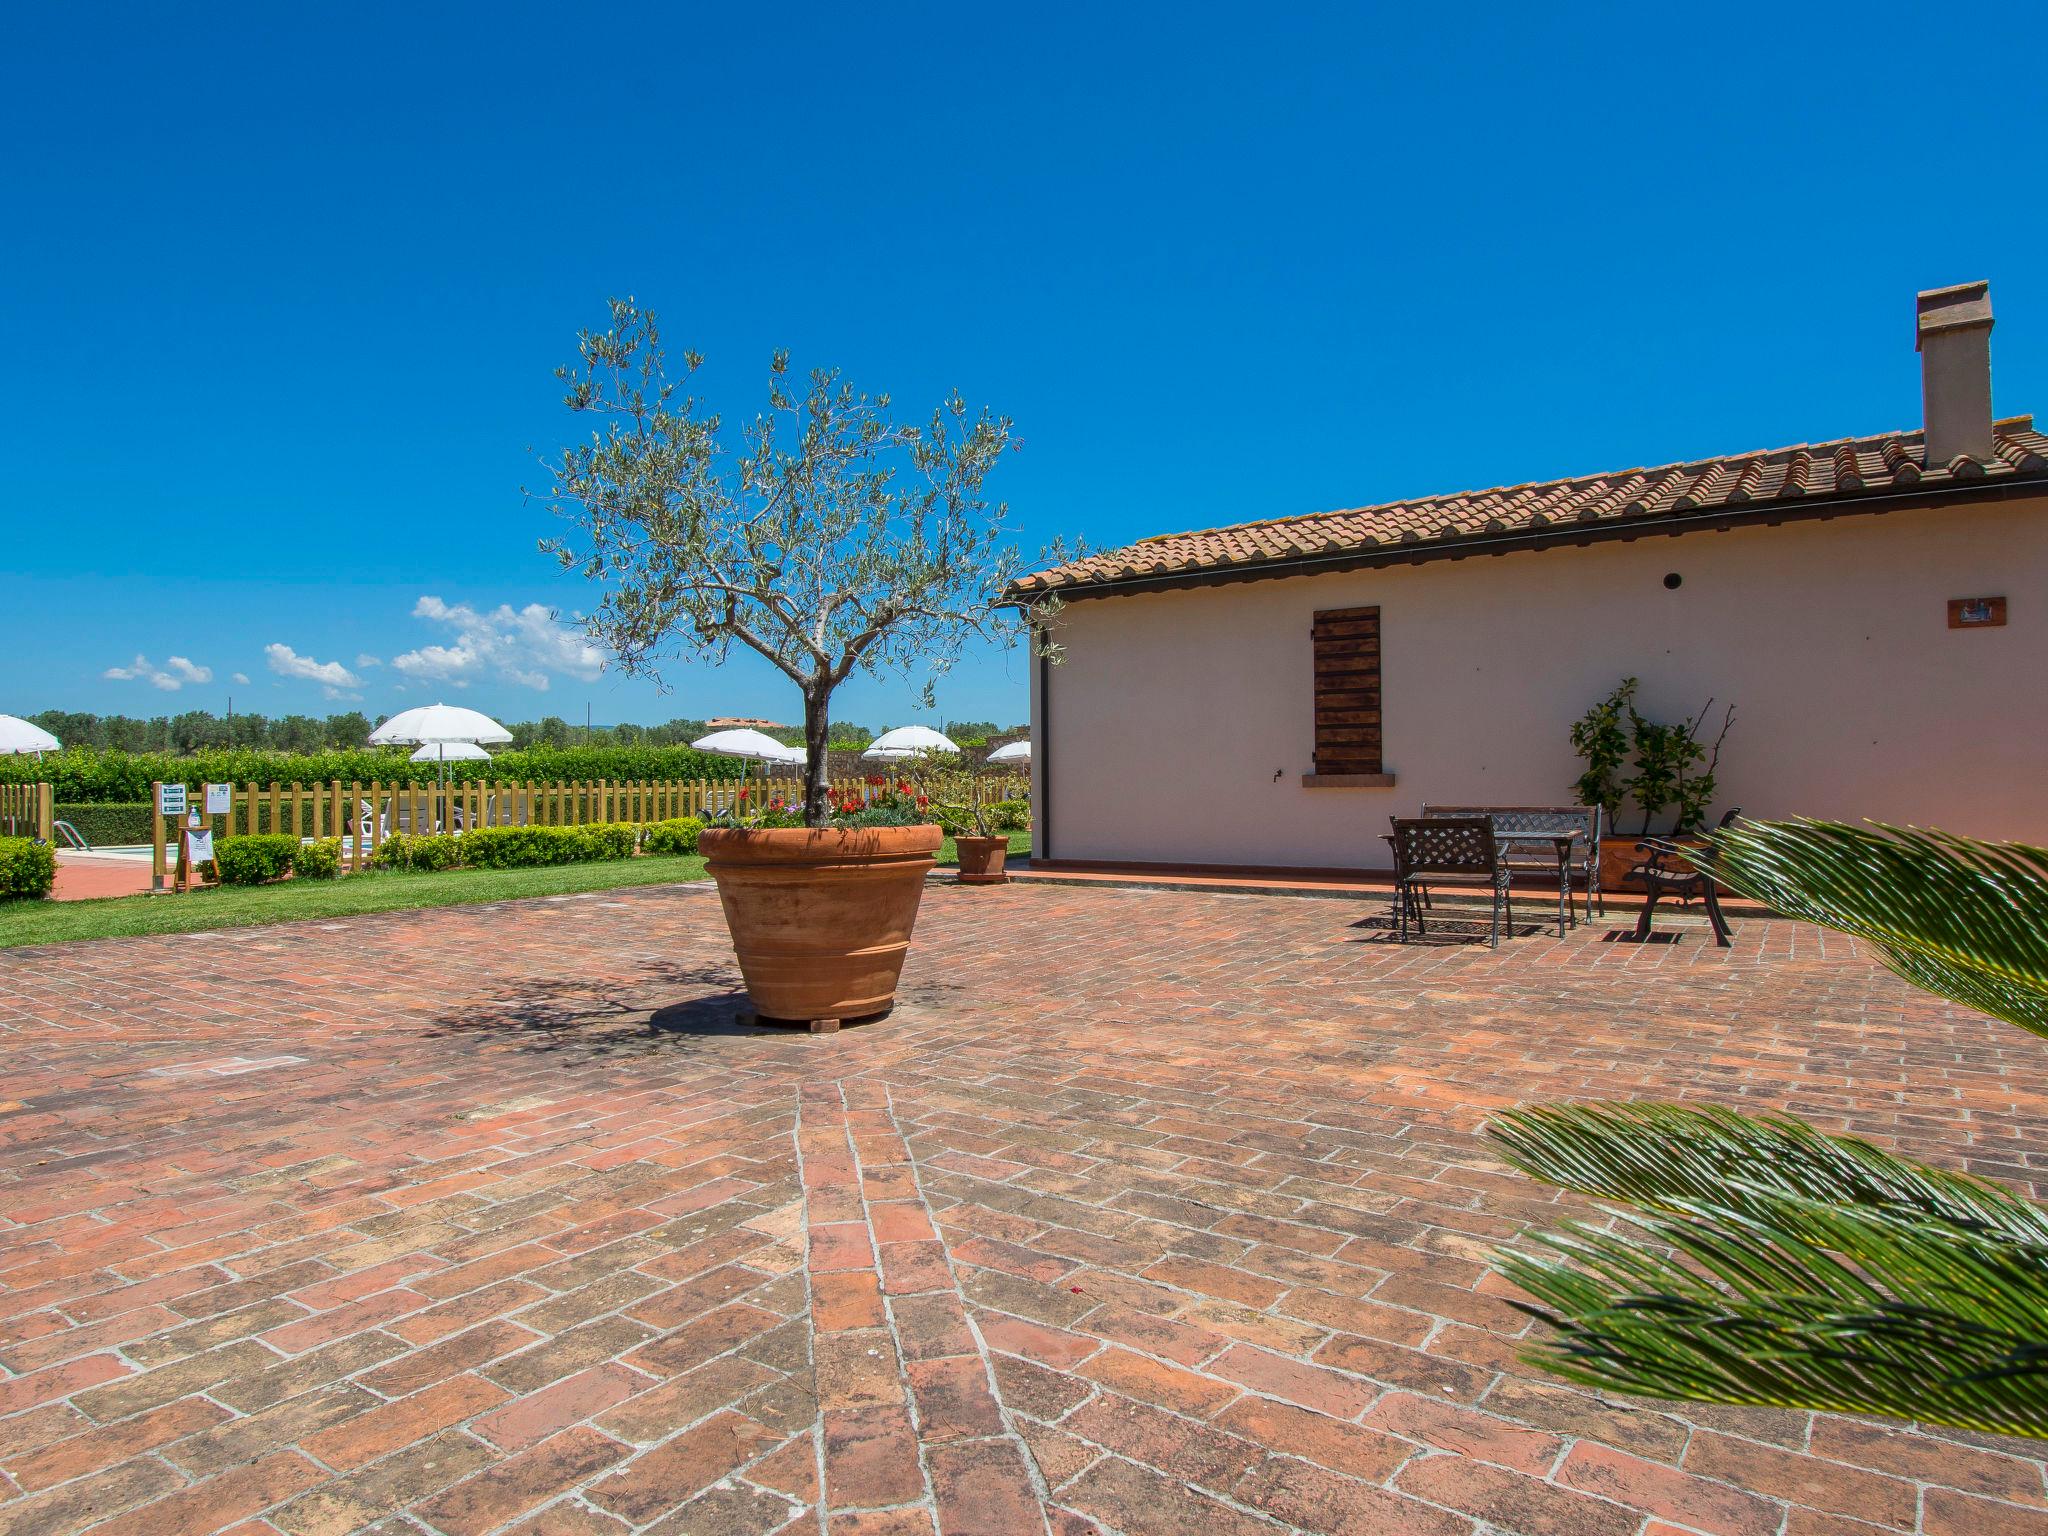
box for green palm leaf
[1492,1104,2048,1435]
[1500,1194,2048,1436]
[1493,1102,2048,1245]
[1701,818,2048,1036]
[1490,821,2048,1432]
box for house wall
[1035,495,2048,867]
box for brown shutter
[1312,606,1381,775]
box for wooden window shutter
[1312,606,1381,775]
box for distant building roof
[1012,416,2048,599]
[706,717,787,731]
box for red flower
[737,789,749,801]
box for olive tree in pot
[908,754,1011,885]
[539,299,1059,1028]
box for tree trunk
[803,687,831,827]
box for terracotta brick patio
[2,879,2046,1535]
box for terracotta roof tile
[1013,416,2048,596]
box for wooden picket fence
[0,782,53,842]
[148,774,1028,886]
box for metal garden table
[1494,830,1582,938]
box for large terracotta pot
[953,835,1010,885]
[699,825,942,1026]
[1599,834,1724,895]
[1597,835,1653,894]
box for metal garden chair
[1388,817,1514,948]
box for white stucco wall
[1036,495,2048,867]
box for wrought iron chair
[1388,817,1514,947]
[1628,808,1741,947]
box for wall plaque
[1948,597,2007,629]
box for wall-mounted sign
[157,783,187,816]
[1949,596,2007,629]
[205,783,232,816]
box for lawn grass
[1,830,1033,950]
[0,855,711,949]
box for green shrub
[372,823,644,874]
[291,838,342,880]
[0,838,56,900]
[640,816,704,855]
[568,823,638,861]
[459,827,577,869]
[212,834,299,885]
[373,832,463,872]
[54,802,153,847]
[459,824,639,868]
[987,798,1031,832]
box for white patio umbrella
[986,739,1030,765]
[370,703,514,747]
[694,728,804,817]
[371,703,511,787]
[410,741,492,763]
[693,728,803,767]
[862,725,959,761]
[0,715,61,756]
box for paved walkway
[50,853,158,902]
[1,881,2044,1535]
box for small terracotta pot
[953,835,1010,885]
[699,824,942,1024]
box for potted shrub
[920,756,1010,885]
[1571,679,1735,892]
[540,301,1060,1027]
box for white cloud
[231,672,250,685]
[355,654,382,668]
[392,596,605,693]
[104,653,212,691]
[265,643,361,700]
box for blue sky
[5,3,2043,731]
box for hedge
[292,838,342,880]
[373,823,640,873]
[640,817,704,855]
[3,744,746,803]
[55,803,153,847]
[0,838,57,900]
[372,833,465,873]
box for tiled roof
[1013,416,2048,596]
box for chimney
[1916,280,1995,467]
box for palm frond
[1491,820,2048,1433]
[1492,1102,2048,1246]
[1701,818,2048,1036]
[1500,1191,2048,1437]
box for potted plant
[918,755,1010,884]
[540,301,1060,1027]
[1570,679,1735,893]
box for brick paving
[2,879,2046,1535]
